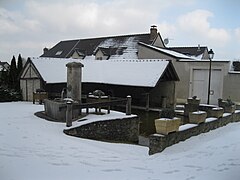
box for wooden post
[33,93,35,104]
[66,100,73,127]
[86,94,89,114]
[107,95,111,114]
[98,95,101,113]
[126,95,132,115]
[161,96,167,108]
[146,93,150,111]
[39,93,43,105]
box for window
[55,50,63,55]
[96,57,103,60]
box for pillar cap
[66,62,84,68]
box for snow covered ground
[1,102,240,180]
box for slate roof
[168,46,208,57]
[41,34,152,58]
[28,57,179,87]
[94,47,118,56]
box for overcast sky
[0,0,240,62]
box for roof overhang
[29,58,179,88]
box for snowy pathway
[0,102,240,180]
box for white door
[191,69,222,105]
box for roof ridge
[169,46,207,48]
[107,59,168,63]
[61,33,150,42]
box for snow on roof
[95,36,139,59]
[139,42,194,59]
[31,57,170,87]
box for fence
[59,96,132,127]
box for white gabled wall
[174,60,230,104]
[95,50,108,60]
[152,35,165,48]
[20,62,42,101]
[71,51,84,59]
[138,44,175,60]
[20,79,41,101]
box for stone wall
[64,116,140,143]
[44,99,79,122]
[149,111,240,155]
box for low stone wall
[44,99,66,122]
[64,116,140,143]
[44,99,79,122]
[149,111,240,155]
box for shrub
[0,86,22,102]
[159,108,175,119]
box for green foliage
[17,54,23,91]
[8,56,17,90]
[0,86,22,102]
[192,96,197,99]
[0,69,8,86]
[218,98,235,108]
[226,98,235,107]
[159,108,175,119]
[17,54,23,76]
[0,54,24,101]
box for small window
[96,57,103,60]
[55,50,63,55]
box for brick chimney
[150,25,158,42]
[43,47,48,54]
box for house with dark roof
[0,61,10,72]
[35,25,240,104]
[0,61,10,86]
[169,46,210,60]
[41,26,178,60]
[41,25,211,61]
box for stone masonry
[63,116,140,143]
[149,111,240,155]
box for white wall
[20,62,42,101]
[138,44,239,104]
[173,60,230,104]
[21,79,41,101]
[223,72,240,102]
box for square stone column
[66,62,84,103]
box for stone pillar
[66,62,84,103]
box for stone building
[20,58,179,108]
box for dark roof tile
[169,46,208,57]
[41,33,151,58]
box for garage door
[191,69,222,105]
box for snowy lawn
[1,102,240,180]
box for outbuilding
[20,57,179,108]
